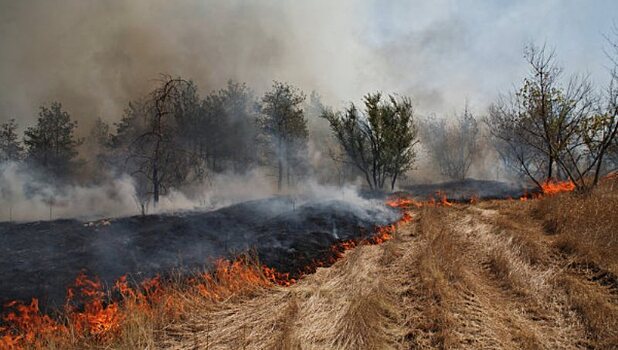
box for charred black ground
[401,179,530,201]
[0,196,397,310]
[0,179,529,311]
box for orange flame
[540,180,575,195]
[0,205,414,348]
[519,180,575,201]
[387,192,454,209]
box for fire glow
[520,180,575,201]
[386,191,454,209]
[0,210,413,349]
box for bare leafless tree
[421,106,480,180]
[486,44,595,190]
[128,76,203,205]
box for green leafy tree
[23,102,83,178]
[260,81,308,190]
[322,92,419,190]
[196,81,260,173]
[0,118,24,163]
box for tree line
[0,78,422,212]
[2,32,617,207]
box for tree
[127,76,203,206]
[195,81,260,173]
[322,92,419,190]
[421,107,480,180]
[260,81,308,191]
[486,44,594,190]
[0,119,24,163]
[23,102,83,178]
[567,25,618,187]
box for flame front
[520,180,575,200]
[0,206,413,349]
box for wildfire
[519,179,575,200]
[0,208,414,349]
[540,179,575,195]
[387,191,454,209]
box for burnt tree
[128,76,202,206]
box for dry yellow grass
[10,181,618,349]
[103,192,618,349]
[157,188,617,349]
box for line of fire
[1,2,618,349]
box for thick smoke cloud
[2,0,614,130]
[0,0,373,130]
[0,1,616,221]
[0,161,384,222]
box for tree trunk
[592,151,605,188]
[547,157,554,181]
[363,170,374,190]
[277,137,284,191]
[277,157,283,191]
[153,163,159,206]
[287,165,290,187]
[390,172,398,191]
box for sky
[0,0,616,130]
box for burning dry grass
[161,219,411,350]
[1,215,407,349]
[3,184,618,349]
[535,177,618,275]
[0,257,276,349]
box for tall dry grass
[535,177,618,275]
[407,208,466,348]
[534,178,618,348]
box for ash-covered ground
[0,197,397,310]
[400,179,530,201]
[0,179,528,311]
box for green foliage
[23,102,83,178]
[323,92,419,190]
[0,118,24,162]
[260,81,308,190]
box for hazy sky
[0,0,616,130]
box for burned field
[2,2,618,348]
[0,197,398,310]
[1,182,617,349]
[401,179,530,201]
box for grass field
[4,178,618,349]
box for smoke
[2,0,613,131]
[0,160,388,222]
[0,0,615,221]
[0,0,372,130]
[0,162,137,221]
